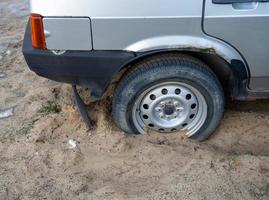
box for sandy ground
[0,0,269,199]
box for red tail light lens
[30,14,46,49]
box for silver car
[23,0,269,141]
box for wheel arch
[108,49,248,100]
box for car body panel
[30,0,202,18]
[204,1,269,91]
[31,0,245,65]
[43,18,92,51]
[92,17,243,66]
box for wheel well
[108,50,236,99]
[186,51,234,98]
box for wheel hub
[164,104,175,116]
[155,99,183,120]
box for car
[23,0,269,141]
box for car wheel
[112,53,224,141]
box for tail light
[30,14,46,49]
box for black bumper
[22,23,135,99]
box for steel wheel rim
[132,81,208,137]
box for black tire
[112,53,224,141]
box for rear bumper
[22,23,135,99]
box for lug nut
[176,107,184,112]
[174,102,179,107]
[155,107,162,112]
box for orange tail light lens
[30,14,46,49]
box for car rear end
[22,1,135,99]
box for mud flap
[72,85,94,129]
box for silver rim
[132,82,208,137]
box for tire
[112,53,224,141]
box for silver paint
[30,0,202,17]
[204,1,269,90]
[92,17,243,65]
[43,18,92,51]
[33,0,244,65]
